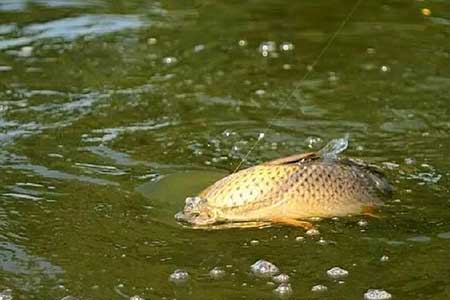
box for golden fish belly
[199,160,385,221]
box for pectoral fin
[270,216,313,230]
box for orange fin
[270,216,313,230]
[362,206,384,219]
[264,152,318,166]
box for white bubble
[0,289,12,300]
[250,259,280,277]
[259,41,276,55]
[163,57,177,65]
[364,289,392,300]
[194,44,205,52]
[326,267,349,279]
[147,37,157,45]
[169,269,189,283]
[404,157,416,165]
[328,71,338,82]
[223,129,233,137]
[18,46,33,57]
[282,64,292,70]
[367,48,376,55]
[250,239,260,246]
[238,40,248,47]
[305,136,322,148]
[258,132,265,140]
[0,66,12,72]
[380,255,390,262]
[306,228,320,236]
[311,284,328,292]
[280,42,294,51]
[317,238,328,245]
[273,283,293,298]
[209,267,226,279]
[255,89,266,96]
[130,296,144,300]
[295,236,305,242]
[273,273,290,283]
[358,219,368,227]
[380,65,390,72]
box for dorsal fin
[264,152,318,166]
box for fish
[175,137,393,230]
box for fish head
[175,196,217,226]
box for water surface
[1,0,450,299]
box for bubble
[163,57,177,65]
[282,64,292,70]
[364,289,392,300]
[380,65,390,72]
[258,133,265,140]
[223,129,233,137]
[326,267,349,279]
[273,283,293,298]
[169,269,189,284]
[295,236,305,242]
[18,46,33,57]
[404,157,416,165]
[317,238,328,245]
[0,289,13,300]
[250,259,280,277]
[380,255,389,262]
[147,37,157,45]
[280,42,294,51]
[306,228,320,236]
[259,41,276,55]
[238,40,248,47]
[250,239,260,246]
[367,48,376,55]
[273,273,290,283]
[255,89,266,96]
[328,71,338,82]
[130,296,144,300]
[0,66,12,72]
[194,44,205,52]
[357,219,368,227]
[209,267,226,279]
[311,284,328,292]
[305,136,322,148]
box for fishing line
[233,0,364,173]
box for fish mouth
[174,210,216,226]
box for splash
[318,134,349,160]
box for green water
[1,0,450,299]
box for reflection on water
[0,0,450,299]
[0,0,98,12]
[0,14,146,50]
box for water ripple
[0,14,147,50]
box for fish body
[176,139,392,228]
